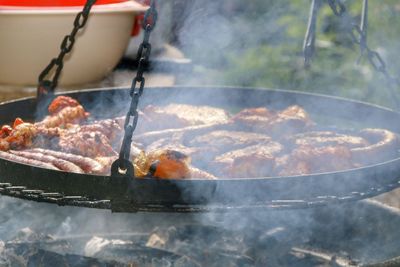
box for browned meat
[189,166,217,179]
[134,123,232,146]
[27,148,103,174]
[0,151,59,170]
[351,128,399,164]
[59,130,117,158]
[140,149,192,179]
[36,105,89,129]
[0,140,9,151]
[48,95,81,115]
[188,130,272,154]
[81,118,124,141]
[146,136,212,170]
[288,131,369,149]
[233,105,314,136]
[10,150,84,173]
[213,141,283,178]
[276,145,354,176]
[94,156,118,175]
[137,104,231,132]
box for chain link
[111,1,158,177]
[36,0,97,100]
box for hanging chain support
[111,1,158,177]
[303,0,322,67]
[305,0,400,109]
[359,0,368,57]
[327,0,400,109]
[36,0,97,103]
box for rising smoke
[1,1,400,265]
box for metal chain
[36,0,97,101]
[303,0,322,67]
[111,1,158,177]
[325,0,400,109]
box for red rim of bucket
[0,0,126,7]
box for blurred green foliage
[179,0,400,108]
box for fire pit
[1,196,400,266]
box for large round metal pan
[0,86,400,212]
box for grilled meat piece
[10,150,84,174]
[288,131,369,149]
[3,122,38,149]
[82,118,124,141]
[213,142,283,178]
[48,95,81,115]
[27,148,104,174]
[137,104,231,132]
[0,151,59,170]
[276,145,354,176]
[146,136,212,170]
[94,156,118,175]
[189,166,217,179]
[35,96,89,129]
[140,149,192,179]
[351,128,399,165]
[36,105,89,129]
[0,140,9,151]
[0,122,66,151]
[59,130,117,158]
[188,130,272,154]
[135,123,232,147]
[233,105,313,136]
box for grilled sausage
[27,148,103,174]
[10,150,83,174]
[0,151,59,170]
[351,128,399,165]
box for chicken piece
[66,118,123,148]
[137,104,231,132]
[35,96,89,129]
[276,145,354,176]
[213,141,283,178]
[0,140,9,151]
[351,128,400,165]
[36,105,89,129]
[3,122,38,149]
[58,129,117,158]
[233,105,314,136]
[0,120,66,151]
[48,96,81,115]
[131,149,191,179]
[0,125,13,138]
[145,149,191,179]
[287,131,369,149]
